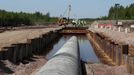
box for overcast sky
[0,0,134,18]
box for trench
[0,29,100,74]
[46,34,100,63]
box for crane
[57,0,72,26]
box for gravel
[86,63,132,75]
[0,55,47,75]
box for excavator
[57,17,68,26]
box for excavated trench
[0,27,102,75]
[46,34,100,63]
[1,27,129,75]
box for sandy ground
[0,27,61,51]
[87,27,134,75]
[89,27,134,56]
[86,63,132,75]
[0,27,61,75]
[89,27,134,46]
[0,55,47,75]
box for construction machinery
[58,17,68,26]
[58,1,71,26]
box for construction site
[0,0,134,75]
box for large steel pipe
[36,36,81,75]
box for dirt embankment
[0,55,47,75]
[86,63,132,75]
[89,28,134,56]
[0,27,62,75]
[86,28,133,75]
[0,27,61,51]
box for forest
[104,3,134,20]
[0,10,58,27]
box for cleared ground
[0,27,61,51]
[0,27,61,75]
[89,27,134,56]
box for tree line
[0,9,58,27]
[101,3,134,20]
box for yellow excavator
[58,17,68,26]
